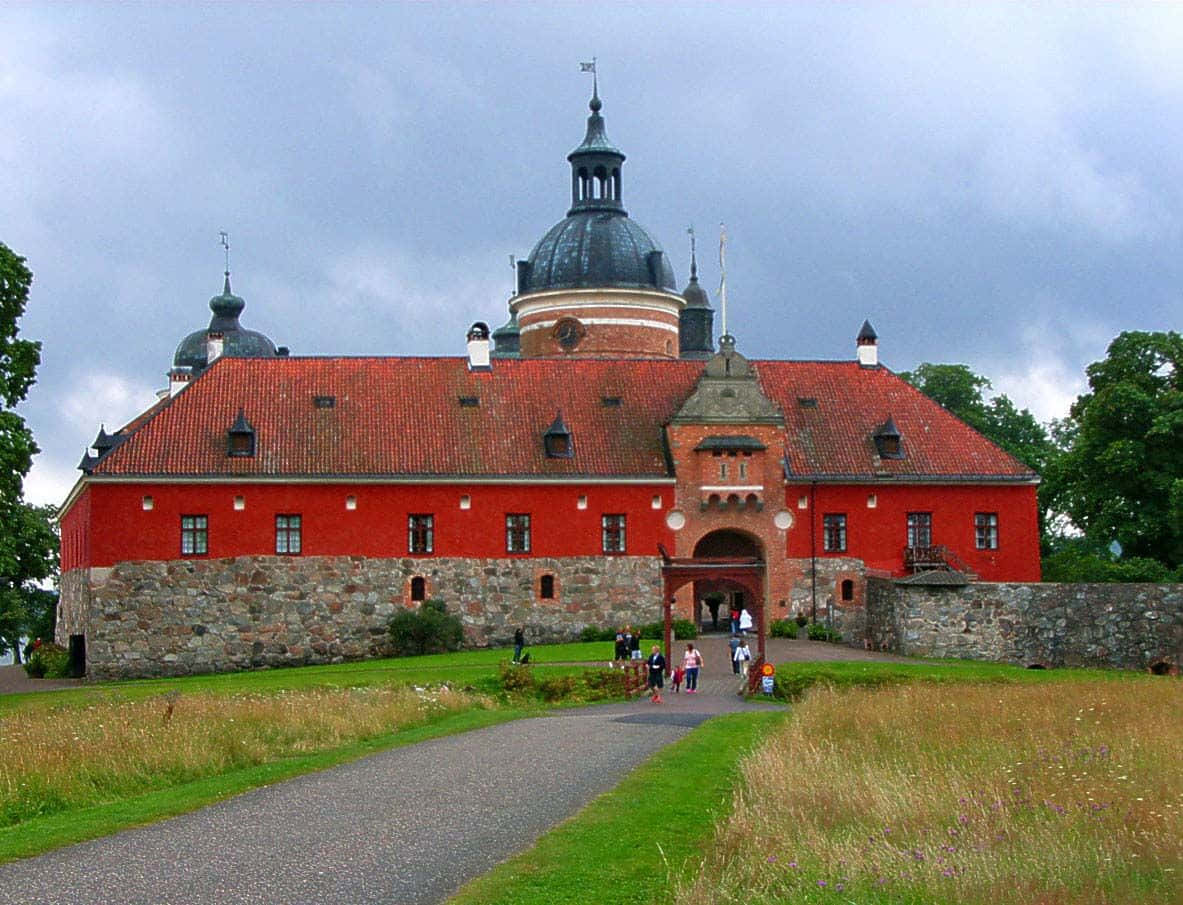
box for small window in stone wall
[539,574,556,599]
[234,495,245,511]
[459,495,471,510]
[841,579,854,602]
[142,495,153,511]
[345,495,357,511]
[410,576,426,602]
[651,494,661,509]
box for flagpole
[718,222,728,338]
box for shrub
[769,619,798,639]
[579,625,616,643]
[806,623,842,643]
[638,619,697,640]
[23,642,70,679]
[497,661,537,694]
[387,599,464,656]
[583,669,629,697]
[537,674,578,701]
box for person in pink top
[681,642,703,693]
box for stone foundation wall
[863,581,1183,670]
[61,554,662,679]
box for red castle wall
[63,481,676,570]
[788,482,1040,581]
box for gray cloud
[4,4,1181,505]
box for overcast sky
[4,4,1180,508]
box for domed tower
[170,271,280,389]
[678,231,714,360]
[511,87,684,359]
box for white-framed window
[975,512,999,550]
[823,514,846,552]
[601,514,626,553]
[506,514,531,553]
[408,514,434,553]
[275,514,302,555]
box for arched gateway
[658,539,767,679]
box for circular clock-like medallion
[553,317,584,351]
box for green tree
[1048,331,1183,570]
[0,504,58,662]
[898,363,1054,473]
[0,243,48,660]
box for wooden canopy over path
[657,545,767,677]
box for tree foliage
[0,244,40,511]
[1045,331,1183,570]
[0,243,51,659]
[898,363,1054,473]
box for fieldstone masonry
[841,578,1183,671]
[59,555,662,679]
[59,553,1183,678]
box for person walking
[681,642,703,694]
[646,645,666,703]
[739,607,754,636]
[512,626,525,663]
[734,637,752,678]
[729,604,741,635]
[728,634,741,674]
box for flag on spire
[580,61,596,73]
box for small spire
[718,222,728,338]
[220,231,232,293]
[580,57,599,110]
[687,225,698,282]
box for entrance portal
[659,533,767,687]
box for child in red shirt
[671,665,685,693]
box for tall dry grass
[0,684,481,827]
[676,680,1181,904]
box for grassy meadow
[674,678,1182,905]
[0,642,631,861]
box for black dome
[173,276,278,372]
[521,210,677,294]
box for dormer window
[873,416,904,459]
[226,410,256,457]
[544,411,574,458]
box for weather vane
[579,57,598,95]
[219,231,231,277]
[718,222,729,337]
[687,225,698,280]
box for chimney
[207,331,225,364]
[169,367,192,397]
[466,321,491,371]
[856,320,878,367]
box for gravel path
[0,692,773,905]
[0,638,902,903]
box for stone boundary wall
[844,580,1183,671]
[59,554,662,679]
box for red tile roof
[755,361,1036,479]
[92,356,1036,481]
[96,357,703,478]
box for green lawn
[447,710,790,905]
[0,641,622,715]
[0,706,531,863]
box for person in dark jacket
[646,645,666,703]
[513,626,525,663]
[728,634,741,674]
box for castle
[56,87,1039,678]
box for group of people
[644,638,753,703]
[644,642,699,703]
[612,626,643,664]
